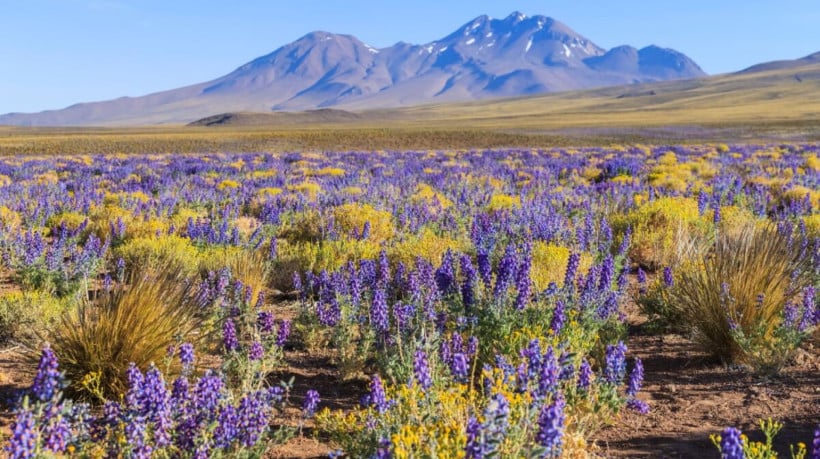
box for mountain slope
[0,11,706,126]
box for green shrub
[0,291,68,342]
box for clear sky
[2,0,818,114]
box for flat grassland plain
[2,62,819,154]
[0,62,818,459]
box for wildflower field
[0,144,818,458]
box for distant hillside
[739,51,820,74]
[188,109,361,126]
[0,11,704,126]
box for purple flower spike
[719,427,744,459]
[413,350,433,390]
[302,389,320,418]
[31,345,62,403]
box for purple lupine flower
[599,256,615,291]
[698,190,708,216]
[248,341,264,361]
[276,320,291,347]
[214,405,238,449]
[536,395,565,456]
[627,358,644,397]
[222,319,239,352]
[125,416,152,459]
[467,336,478,357]
[604,342,628,384]
[257,311,274,334]
[31,345,62,403]
[465,416,486,459]
[460,254,477,312]
[451,353,469,382]
[719,427,745,459]
[377,250,390,287]
[494,244,518,296]
[42,408,71,453]
[179,343,195,368]
[662,267,674,288]
[466,392,510,458]
[375,437,392,459]
[368,375,391,414]
[618,226,632,256]
[804,286,817,325]
[477,249,492,287]
[637,267,647,294]
[413,350,433,390]
[302,389,320,418]
[435,250,456,295]
[537,347,560,398]
[370,288,390,334]
[237,392,269,447]
[7,407,37,459]
[713,205,722,225]
[626,398,650,414]
[784,302,799,329]
[254,290,266,310]
[811,425,819,459]
[514,250,532,311]
[564,252,580,291]
[361,221,371,240]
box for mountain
[738,51,820,74]
[0,12,706,126]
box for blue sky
[2,0,818,114]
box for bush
[613,196,709,269]
[530,243,592,292]
[116,235,201,277]
[666,224,817,373]
[388,228,466,267]
[332,203,394,242]
[199,246,269,301]
[47,267,206,400]
[0,291,68,342]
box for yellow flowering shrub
[216,179,241,191]
[46,212,89,233]
[116,235,201,277]
[272,239,381,291]
[0,206,21,229]
[256,187,283,198]
[487,194,521,212]
[312,167,346,177]
[332,203,394,243]
[389,228,466,267]
[529,243,593,291]
[411,184,453,209]
[288,182,322,200]
[612,196,708,269]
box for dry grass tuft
[47,267,207,401]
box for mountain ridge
[1,11,707,126]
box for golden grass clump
[200,247,269,301]
[666,224,815,369]
[48,267,206,400]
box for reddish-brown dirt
[1,299,818,458]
